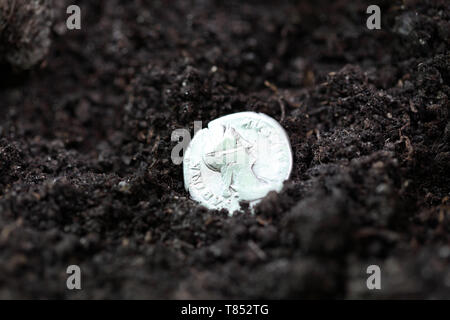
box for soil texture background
[0,0,449,299]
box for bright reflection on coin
[183,112,293,214]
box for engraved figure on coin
[202,124,281,201]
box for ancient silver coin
[183,112,293,214]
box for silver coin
[183,112,293,214]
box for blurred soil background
[0,0,449,298]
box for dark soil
[0,0,449,299]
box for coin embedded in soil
[183,112,293,214]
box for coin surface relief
[183,112,293,214]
